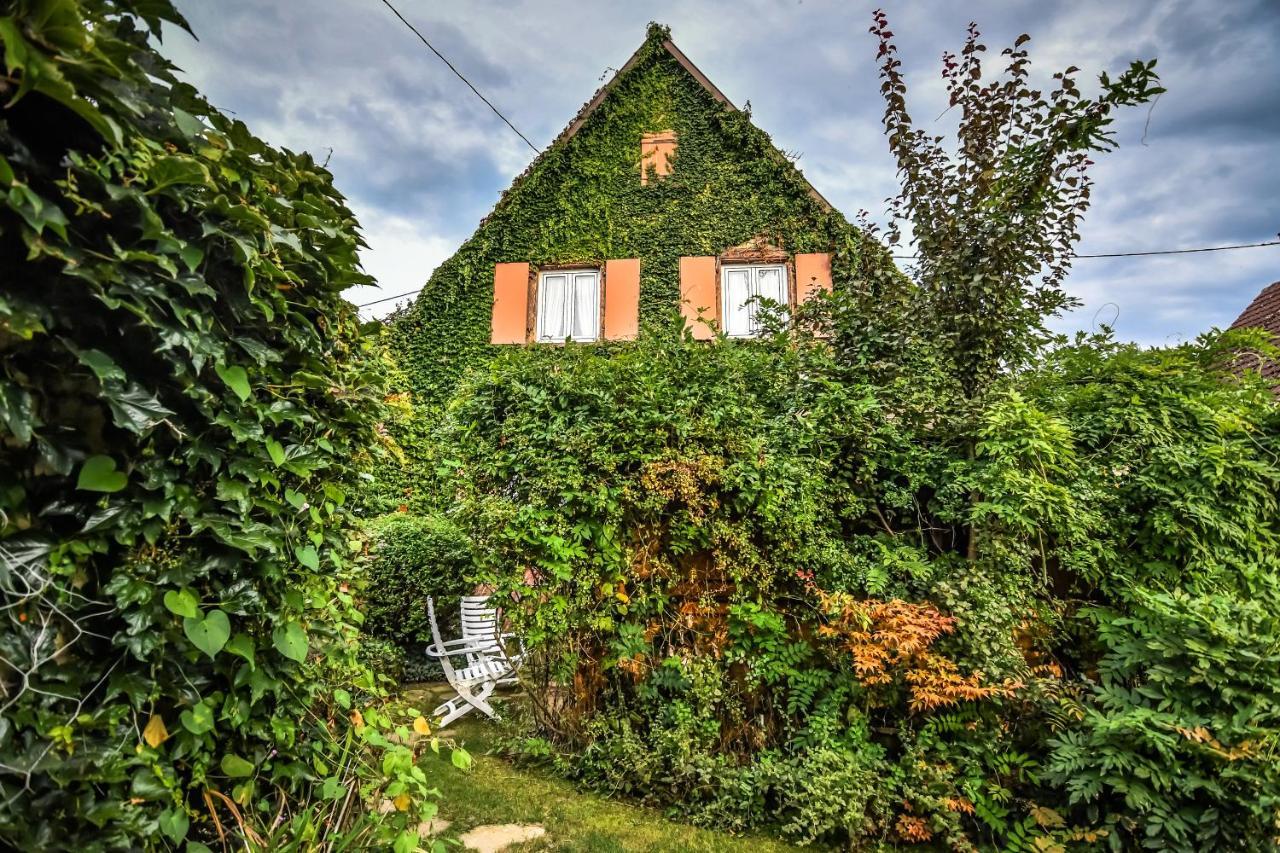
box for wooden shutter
[603,258,640,341]
[679,256,718,340]
[491,262,530,344]
[795,253,832,304]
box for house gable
[389,22,881,409]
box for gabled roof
[1230,280,1280,383]
[493,23,836,217]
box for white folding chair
[425,595,521,726]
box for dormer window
[536,269,601,342]
[721,263,788,338]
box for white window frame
[720,263,789,338]
[535,268,601,343]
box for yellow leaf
[413,716,431,736]
[1030,804,1065,828]
[350,709,364,730]
[393,793,411,812]
[142,714,169,748]
[615,591,630,604]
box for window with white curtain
[536,269,601,342]
[721,263,788,337]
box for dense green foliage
[0,2,447,848]
[377,13,1280,851]
[360,513,474,675]
[432,316,1280,849]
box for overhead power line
[355,239,1280,309]
[377,0,540,154]
[891,239,1280,261]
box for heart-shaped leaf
[294,545,319,571]
[180,702,215,735]
[214,363,251,402]
[158,808,189,842]
[183,609,231,659]
[163,588,199,619]
[273,621,309,663]
[225,632,256,667]
[77,455,128,492]
[285,488,306,509]
[220,753,254,778]
[321,775,347,801]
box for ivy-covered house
[389,23,887,408]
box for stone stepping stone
[459,823,547,852]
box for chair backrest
[460,595,500,651]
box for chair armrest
[425,639,501,658]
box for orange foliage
[896,814,934,843]
[816,591,1020,712]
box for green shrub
[361,513,475,653]
[0,2,441,847]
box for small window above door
[536,269,601,342]
[720,263,788,338]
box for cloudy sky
[163,0,1278,345]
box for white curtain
[723,268,753,336]
[539,274,567,340]
[754,266,787,328]
[571,272,598,340]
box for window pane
[754,266,787,331]
[571,272,599,340]
[539,274,567,340]
[722,268,752,336]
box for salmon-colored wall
[640,131,677,185]
[603,258,641,340]
[795,252,832,304]
[679,255,717,340]
[491,262,531,344]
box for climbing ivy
[387,23,894,415]
[0,2,444,848]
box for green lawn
[405,687,807,852]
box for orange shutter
[795,253,832,304]
[679,256,717,340]
[490,262,530,344]
[603,258,640,341]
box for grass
[403,686,807,853]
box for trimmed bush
[361,513,475,653]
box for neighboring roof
[490,23,836,218]
[1229,280,1280,382]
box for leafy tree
[870,10,1164,398]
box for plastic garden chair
[425,595,522,726]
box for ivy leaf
[333,688,352,710]
[163,588,200,619]
[225,632,256,667]
[214,363,251,402]
[74,348,126,383]
[294,545,320,571]
[272,621,309,663]
[183,609,231,659]
[321,775,347,801]
[104,383,175,434]
[180,702,215,735]
[76,455,127,492]
[450,747,473,771]
[285,488,306,509]
[220,754,255,778]
[265,438,285,466]
[158,808,189,842]
[146,155,213,194]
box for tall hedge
[0,1,387,846]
